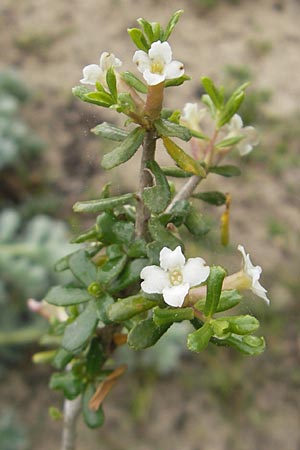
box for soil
[1,0,300,449]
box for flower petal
[164,60,184,80]
[162,283,190,307]
[229,114,243,133]
[160,246,185,271]
[252,280,270,304]
[80,64,103,85]
[133,50,150,73]
[149,41,172,64]
[140,265,169,294]
[99,52,122,71]
[182,257,210,287]
[142,69,165,86]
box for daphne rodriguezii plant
[80,52,122,86]
[133,40,184,86]
[226,114,259,156]
[140,246,210,307]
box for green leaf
[117,92,136,112]
[127,28,149,51]
[162,166,193,178]
[190,129,210,140]
[102,127,145,170]
[211,319,230,339]
[153,306,194,326]
[106,67,117,101]
[121,71,148,94]
[69,250,98,287]
[84,91,114,107]
[96,211,134,245]
[162,137,206,177]
[155,118,191,141]
[209,165,241,177]
[91,122,129,141]
[160,199,191,227]
[187,321,213,352]
[108,295,157,322]
[226,334,266,356]
[218,92,245,127]
[82,384,105,429]
[97,255,127,285]
[142,160,171,214]
[137,18,154,44]
[86,338,106,377]
[203,266,226,317]
[128,318,170,350]
[71,227,98,244]
[126,239,147,258]
[163,9,184,40]
[110,258,148,293]
[73,193,135,214]
[192,191,226,206]
[62,301,98,353]
[151,22,163,41]
[50,372,83,400]
[148,216,182,249]
[184,206,210,236]
[72,85,90,100]
[225,315,260,335]
[216,135,245,149]
[94,293,114,324]
[196,289,241,313]
[52,348,74,370]
[201,77,224,109]
[164,74,191,88]
[45,286,93,306]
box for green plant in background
[32,11,270,449]
[0,410,30,450]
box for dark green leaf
[106,67,117,101]
[96,211,134,245]
[92,122,129,141]
[82,384,105,428]
[86,338,106,377]
[121,71,148,94]
[153,306,194,326]
[226,334,266,356]
[127,239,147,258]
[69,250,98,287]
[142,160,171,214]
[45,286,93,306]
[62,301,98,353]
[97,255,127,285]
[108,295,157,322]
[201,77,224,109]
[110,258,149,293]
[155,118,191,141]
[137,18,154,44]
[73,193,135,214]
[127,28,149,51]
[196,289,241,313]
[71,227,98,244]
[95,293,114,324]
[84,91,114,107]
[162,166,192,178]
[163,9,184,40]
[52,348,74,370]
[102,127,145,169]
[151,22,163,41]
[192,191,226,206]
[148,216,182,249]
[50,372,83,400]
[160,199,191,227]
[187,322,213,352]
[185,206,210,236]
[218,92,245,127]
[106,244,124,259]
[209,165,241,177]
[203,266,226,317]
[225,315,260,335]
[164,75,191,88]
[162,137,206,177]
[128,318,170,350]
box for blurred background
[0,0,299,449]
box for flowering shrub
[33,11,269,446]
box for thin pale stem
[135,129,156,238]
[165,174,202,213]
[61,396,82,450]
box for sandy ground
[1,0,300,449]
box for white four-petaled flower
[238,245,270,304]
[227,114,259,156]
[181,103,207,131]
[140,246,210,307]
[80,52,122,86]
[133,40,184,86]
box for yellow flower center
[150,61,164,74]
[169,269,183,286]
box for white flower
[133,40,184,86]
[227,114,259,156]
[80,52,122,86]
[238,245,270,304]
[140,246,210,307]
[181,103,207,131]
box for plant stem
[61,396,82,450]
[165,174,202,213]
[135,129,156,238]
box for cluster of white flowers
[140,245,269,308]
